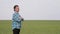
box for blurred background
[0,0,60,20]
[0,0,60,34]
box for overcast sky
[0,0,60,20]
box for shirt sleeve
[12,14,21,22]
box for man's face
[15,7,19,12]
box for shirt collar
[14,11,19,14]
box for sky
[0,0,60,20]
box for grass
[0,20,60,34]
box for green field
[0,20,60,34]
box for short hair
[14,5,19,11]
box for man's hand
[21,18,24,21]
[20,17,24,21]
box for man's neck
[15,11,19,13]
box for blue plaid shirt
[12,12,22,30]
